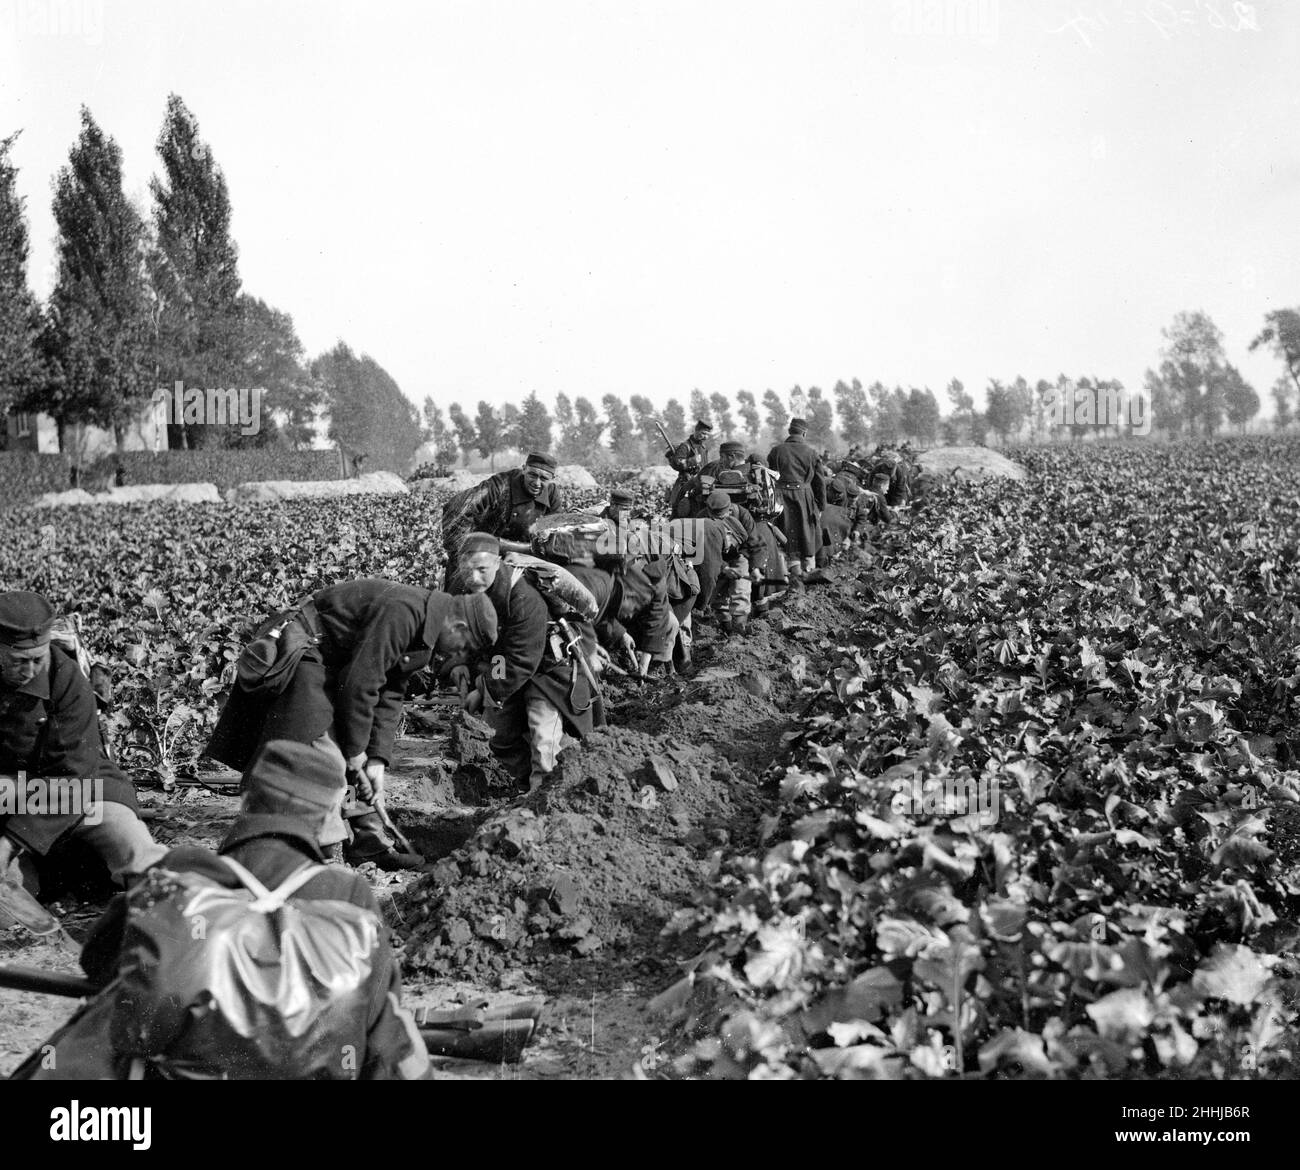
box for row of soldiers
[0,423,909,1078]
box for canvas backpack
[110,857,380,1080]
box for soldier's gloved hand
[619,632,638,662]
[841,538,851,552]
[464,686,485,716]
[346,752,368,775]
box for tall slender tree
[602,393,639,462]
[474,400,503,468]
[0,133,43,421]
[421,396,458,468]
[628,393,659,457]
[150,94,243,448]
[32,108,154,452]
[689,388,712,430]
[518,391,552,454]
[447,403,477,465]
[735,390,761,444]
[662,398,686,447]
[708,391,734,439]
[761,389,787,443]
[834,378,870,450]
[806,386,834,445]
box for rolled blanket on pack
[502,552,600,621]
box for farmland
[3,435,1300,1078]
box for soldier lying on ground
[11,739,431,1081]
[207,579,498,871]
[0,591,165,896]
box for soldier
[13,739,432,1081]
[818,469,876,565]
[599,485,637,527]
[441,452,564,590]
[698,439,747,481]
[207,580,498,870]
[455,534,605,791]
[0,591,165,894]
[767,417,827,589]
[666,420,713,517]
[703,485,764,636]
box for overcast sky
[2,0,1296,415]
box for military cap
[458,531,501,557]
[788,417,809,435]
[525,452,558,472]
[715,470,748,493]
[693,420,714,433]
[238,740,340,820]
[0,590,55,648]
[706,490,732,515]
[448,591,499,650]
[720,440,745,455]
[224,739,338,855]
[610,486,636,504]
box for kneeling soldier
[0,591,165,894]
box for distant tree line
[5,107,1297,473]
[0,97,419,470]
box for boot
[803,567,831,585]
[787,564,805,593]
[344,811,425,871]
[733,617,749,635]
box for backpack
[746,464,781,517]
[47,613,112,711]
[110,857,380,1080]
[235,597,324,696]
[504,552,600,621]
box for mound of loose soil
[394,571,871,989]
[917,445,1027,480]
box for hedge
[0,452,75,505]
[0,448,346,504]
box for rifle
[0,963,95,997]
[654,420,678,458]
[555,616,602,699]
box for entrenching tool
[346,766,419,858]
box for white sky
[2,0,1297,415]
